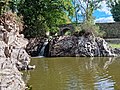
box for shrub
[74,21,105,37]
[0,11,23,32]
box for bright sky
[74,1,115,23]
[93,1,114,23]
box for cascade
[39,39,48,57]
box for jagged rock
[95,37,115,56]
[0,58,25,90]
[50,36,78,56]
[0,11,32,69]
[0,12,34,89]
[26,37,48,56]
[114,48,120,56]
[50,35,117,57]
[10,48,30,70]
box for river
[23,57,120,90]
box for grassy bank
[109,44,120,48]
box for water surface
[24,57,120,90]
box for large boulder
[113,48,120,56]
[49,36,78,56]
[50,35,116,57]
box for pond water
[24,57,120,90]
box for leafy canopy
[107,0,120,21]
[0,0,11,14]
[72,0,104,37]
[73,0,102,23]
[17,0,74,38]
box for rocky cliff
[0,12,33,90]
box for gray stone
[0,58,25,90]
[50,35,117,57]
[0,12,34,90]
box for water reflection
[26,57,120,90]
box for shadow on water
[23,57,120,90]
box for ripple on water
[94,73,115,90]
[27,57,120,90]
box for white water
[38,41,48,56]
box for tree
[0,0,20,14]
[106,0,119,7]
[72,0,105,36]
[0,0,12,14]
[17,0,74,38]
[9,0,19,13]
[107,0,120,21]
[76,0,102,23]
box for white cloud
[97,1,112,15]
[77,10,81,14]
[95,16,115,23]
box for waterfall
[38,40,48,57]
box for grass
[109,43,120,48]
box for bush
[74,21,105,37]
[0,11,23,32]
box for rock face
[0,12,32,89]
[26,37,49,57]
[0,58,25,90]
[50,35,116,57]
[113,48,120,56]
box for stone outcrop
[0,58,25,90]
[113,48,120,56]
[50,35,116,57]
[0,12,34,90]
[26,37,49,57]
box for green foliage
[0,0,12,14]
[74,21,105,37]
[73,0,102,23]
[0,0,21,14]
[17,0,74,38]
[64,30,71,35]
[72,0,104,37]
[111,1,120,22]
[106,0,120,7]
[109,43,120,48]
[0,0,74,38]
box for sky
[93,1,115,23]
[74,1,115,23]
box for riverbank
[0,12,34,90]
[105,38,120,48]
[26,34,120,57]
[109,43,120,48]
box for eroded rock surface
[0,12,33,90]
[50,35,116,57]
[0,58,25,90]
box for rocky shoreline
[0,12,34,90]
[1,12,120,90]
[49,35,117,57]
[27,35,120,57]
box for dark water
[24,57,120,90]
